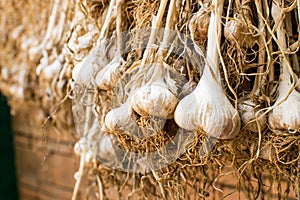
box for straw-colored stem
[98,0,116,42]
[205,0,224,81]
[141,0,168,66]
[72,151,86,200]
[116,0,123,57]
[252,0,266,95]
[157,0,176,55]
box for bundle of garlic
[3,0,300,198]
[174,0,241,139]
[103,0,180,137]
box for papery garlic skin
[238,98,267,132]
[174,70,240,139]
[130,80,178,119]
[268,90,300,133]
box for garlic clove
[130,80,178,119]
[174,72,240,139]
[268,90,300,134]
[238,97,267,132]
[95,57,123,90]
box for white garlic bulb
[104,101,139,134]
[130,63,178,119]
[238,97,267,132]
[268,88,300,133]
[95,57,124,90]
[174,68,240,139]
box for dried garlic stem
[140,0,168,66]
[72,150,86,200]
[268,1,300,133]
[174,0,241,139]
[97,0,116,42]
[262,1,275,92]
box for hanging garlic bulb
[103,101,139,134]
[268,2,300,134]
[95,0,124,90]
[224,0,256,49]
[189,1,210,43]
[95,57,123,90]
[174,0,240,139]
[130,0,178,119]
[130,63,178,118]
[237,0,267,133]
[238,96,267,132]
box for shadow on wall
[0,93,19,200]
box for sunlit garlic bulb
[174,69,241,139]
[130,63,178,119]
[238,97,267,132]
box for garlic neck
[205,0,224,82]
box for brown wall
[12,106,81,200]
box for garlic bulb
[95,57,124,90]
[130,63,178,119]
[238,97,266,132]
[174,0,240,139]
[224,0,256,49]
[97,134,118,164]
[104,101,139,134]
[268,2,300,134]
[189,2,210,42]
[268,90,300,133]
[175,68,240,139]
